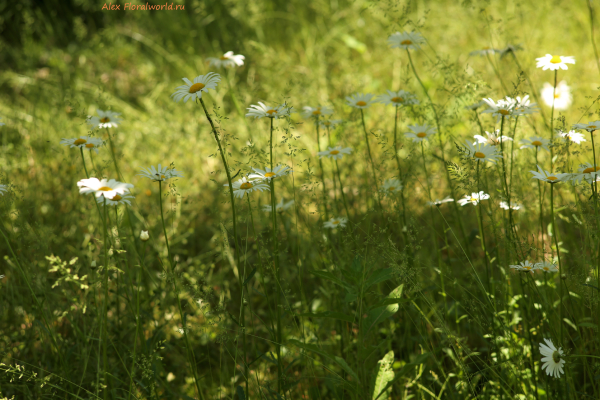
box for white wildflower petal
[87,110,122,129]
[427,196,454,206]
[457,192,490,206]
[388,31,426,51]
[323,217,348,229]
[463,140,503,164]
[541,81,572,110]
[404,124,436,143]
[572,121,600,132]
[302,105,333,119]
[376,90,420,107]
[60,136,104,154]
[473,129,513,146]
[318,146,352,160]
[171,73,221,103]
[206,51,245,68]
[559,130,585,144]
[225,177,270,199]
[77,178,134,199]
[539,338,565,378]
[248,165,292,181]
[345,93,376,109]
[536,54,576,71]
[530,165,570,184]
[520,136,550,152]
[246,102,292,119]
[138,164,184,182]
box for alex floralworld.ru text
[102,2,185,11]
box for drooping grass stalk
[334,160,351,218]
[101,197,109,400]
[358,109,382,211]
[587,0,600,77]
[550,70,558,172]
[315,116,329,220]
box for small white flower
[541,81,572,110]
[87,110,122,129]
[318,146,352,160]
[246,102,292,119]
[535,260,559,273]
[263,198,295,213]
[481,97,516,122]
[457,192,490,206]
[77,178,134,200]
[171,73,221,103]
[382,178,403,194]
[426,196,454,206]
[248,165,292,181]
[530,165,570,184]
[138,164,184,182]
[463,140,502,164]
[509,260,535,272]
[499,201,522,210]
[387,31,426,50]
[473,130,513,146]
[60,136,104,154]
[498,43,523,59]
[520,136,550,152]
[559,130,585,144]
[376,90,419,107]
[536,54,576,71]
[323,217,348,229]
[539,338,565,378]
[206,51,245,68]
[97,193,135,206]
[345,93,376,109]
[513,95,539,116]
[405,124,436,143]
[140,230,150,241]
[0,184,7,196]
[225,177,270,199]
[572,121,600,132]
[319,119,342,129]
[571,162,600,184]
[469,47,500,56]
[302,106,333,119]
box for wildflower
[427,196,454,206]
[387,31,426,50]
[0,184,7,196]
[457,192,490,206]
[469,47,500,56]
[499,201,522,210]
[572,121,600,132]
[206,51,245,68]
[463,140,502,164]
[171,73,221,103]
[539,338,565,378]
[225,177,270,199]
[535,260,559,272]
[513,95,539,116]
[571,162,600,184]
[473,130,513,146]
[318,146,352,160]
[499,43,523,59]
[376,90,419,107]
[323,217,348,229]
[140,230,150,241]
[303,106,333,119]
[345,93,376,109]
[520,136,550,152]
[465,100,486,110]
[77,178,134,199]
[541,81,572,110]
[481,97,516,122]
[246,102,292,119]
[263,198,295,213]
[560,130,585,144]
[60,136,104,154]
[248,165,292,181]
[97,193,135,206]
[138,164,184,182]
[87,110,122,129]
[319,119,342,129]
[536,54,576,71]
[404,124,436,143]
[530,165,570,184]
[382,178,403,194]
[509,260,535,272]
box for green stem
[359,109,382,211]
[550,184,564,346]
[102,197,109,400]
[106,127,123,180]
[550,70,557,172]
[316,116,329,220]
[335,160,351,218]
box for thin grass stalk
[587,0,600,77]
[101,197,109,400]
[128,239,146,400]
[106,127,123,180]
[420,141,442,280]
[549,184,564,346]
[359,109,382,211]
[315,116,329,220]
[550,70,558,172]
[536,149,545,258]
[476,161,491,292]
[335,160,351,218]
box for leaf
[298,311,356,323]
[367,298,410,311]
[364,285,403,334]
[374,353,430,400]
[364,268,395,290]
[243,268,257,286]
[236,386,246,400]
[371,351,395,400]
[288,339,358,381]
[578,322,598,328]
[310,270,350,288]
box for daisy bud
[140,230,150,242]
[561,274,567,280]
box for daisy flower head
[206,51,245,68]
[376,90,419,107]
[530,165,570,184]
[560,130,585,144]
[87,110,122,129]
[509,260,535,272]
[457,191,490,206]
[539,339,565,378]
[226,177,270,199]
[303,105,333,119]
[405,124,436,143]
[513,95,539,116]
[387,31,426,51]
[571,162,600,184]
[474,129,513,146]
[500,201,522,210]
[319,119,342,130]
[463,140,502,164]
[499,43,523,59]
[248,165,292,181]
[345,93,375,109]
[263,198,295,213]
[0,184,7,196]
[77,178,134,199]
[535,260,559,273]
[171,72,221,103]
[60,136,104,154]
[323,217,348,229]
[481,97,516,122]
[382,178,403,194]
[536,54,575,71]
[469,47,499,56]
[318,146,352,160]
[427,196,454,207]
[541,81,572,110]
[520,136,550,152]
[572,121,600,132]
[138,164,184,182]
[246,102,292,119]
[97,193,135,207]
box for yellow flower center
[417,132,427,138]
[100,117,110,123]
[98,186,113,191]
[523,265,532,270]
[145,189,152,196]
[474,152,486,159]
[531,140,543,146]
[264,172,276,178]
[482,46,490,50]
[330,150,340,155]
[333,220,340,225]
[312,110,321,115]
[391,97,404,103]
[401,40,412,45]
[589,125,597,129]
[220,55,229,60]
[583,166,600,173]
[189,83,205,93]
[85,143,95,148]
[323,121,331,126]
[74,138,87,145]
[554,93,561,99]
[240,182,253,189]
[547,176,558,181]
[470,197,477,202]
[550,55,562,64]
[266,109,277,115]
[499,109,510,115]
[543,266,549,271]
[389,186,395,191]
[356,101,367,107]
[111,194,122,201]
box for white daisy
[77,178,134,199]
[405,124,436,143]
[539,339,565,378]
[571,162,600,184]
[87,110,122,129]
[473,130,513,146]
[541,81,572,110]
[513,95,539,116]
[206,51,245,68]
[262,198,295,213]
[572,121,600,132]
[376,90,419,107]
[97,193,135,206]
[318,146,352,160]
[387,31,426,50]
[302,106,333,119]
[319,119,342,129]
[323,217,348,229]
[535,260,559,273]
[509,260,535,272]
[345,93,376,109]
[457,192,490,206]
[499,43,523,59]
[463,140,502,164]
[246,102,292,119]
[536,54,576,71]
[171,73,221,103]
[469,47,500,56]
[559,130,585,144]
[248,165,292,181]
[382,178,403,194]
[138,164,184,182]
[481,97,516,122]
[520,136,550,152]
[60,136,104,154]
[530,165,570,184]
[0,184,7,196]
[427,196,454,206]
[499,201,522,210]
[225,177,270,199]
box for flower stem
[316,116,329,220]
[101,197,109,400]
[550,70,558,172]
[476,161,491,291]
[106,127,123,180]
[550,183,564,346]
[359,109,382,211]
[335,160,351,218]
